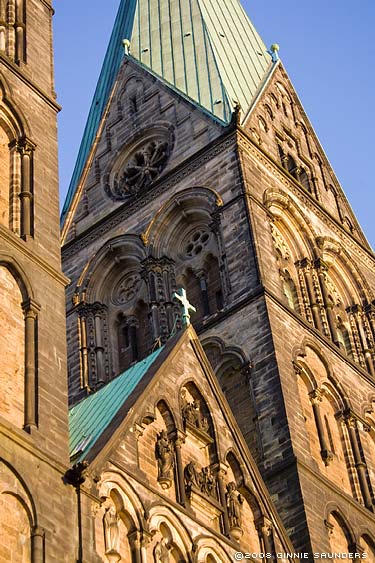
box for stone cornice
[0,419,69,475]
[61,130,236,258]
[263,287,375,390]
[262,453,375,524]
[237,129,375,270]
[0,53,60,112]
[0,226,69,286]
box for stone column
[78,309,89,390]
[14,0,24,64]
[93,304,105,386]
[18,138,35,240]
[128,530,142,563]
[140,531,153,563]
[256,516,275,559]
[31,526,45,563]
[22,298,40,432]
[6,0,15,59]
[0,0,5,52]
[315,259,339,344]
[297,258,323,331]
[344,412,373,510]
[348,305,371,372]
[214,463,230,537]
[309,389,333,466]
[173,431,186,506]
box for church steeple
[61,0,272,225]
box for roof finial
[122,38,131,56]
[173,288,196,327]
[269,43,280,63]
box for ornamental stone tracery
[111,271,142,306]
[105,134,172,200]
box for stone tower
[61,0,375,557]
[0,1,74,561]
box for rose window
[110,140,170,200]
[185,229,211,258]
[112,272,142,305]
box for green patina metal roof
[69,346,164,463]
[61,0,272,225]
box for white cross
[172,288,196,327]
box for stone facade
[75,329,294,562]
[0,1,75,561]
[2,0,375,560]
[62,51,375,559]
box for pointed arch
[0,257,39,430]
[76,234,146,302]
[141,187,223,255]
[0,73,34,236]
[97,471,146,532]
[324,505,356,548]
[264,187,317,260]
[0,458,41,563]
[148,503,193,556]
[193,535,233,563]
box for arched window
[280,269,299,312]
[286,154,297,176]
[0,82,35,238]
[299,167,312,193]
[0,262,39,431]
[0,123,10,227]
[336,317,352,356]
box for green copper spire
[61,0,272,225]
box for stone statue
[181,389,209,433]
[184,461,199,489]
[155,430,174,484]
[153,537,170,563]
[226,482,243,529]
[103,502,120,555]
[199,466,216,497]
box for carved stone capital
[314,257,329,272]
[16,137,36,156]
[296,257,311,270]
[212,462,229,478]
[309,388,324,404]
[255,515,273,536]
[22,298,41,316]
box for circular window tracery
[105,127,174,201]
[112,271,142,305]
[120,139,170,194]
[184,229,211,258]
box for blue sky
[54,1,375,249]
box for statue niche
[155,430,174,489]
[181,387,209,435]
[183,461,216,498]
[103,500,121,563]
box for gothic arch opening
[0,122,10,227]
[326,511,353,555]
[0,265,24,427]
[0,460,37,563]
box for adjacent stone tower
[0,1,74,561]
[61,0,375,557]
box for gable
[61,57,227,244]
[78,326,294,558]
[60,0,272,230]
[243,62,369,249]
